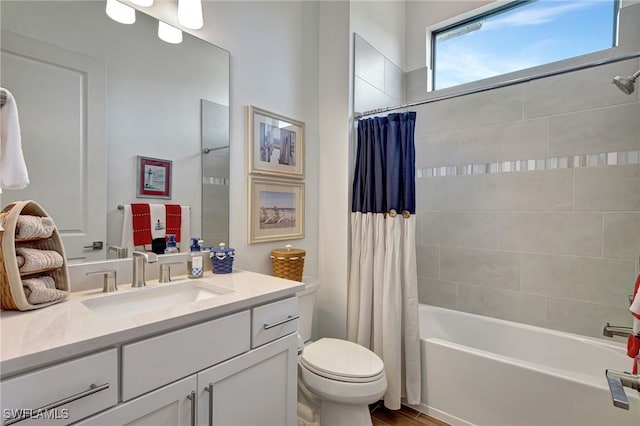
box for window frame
[428,0,620,92]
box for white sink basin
[81,280,233,319]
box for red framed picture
[136,156,172,199]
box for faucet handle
[606,368,640,411]
[159,262,182,283]
[86,270,117,293]
[606,374,629,410]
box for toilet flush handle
[263,315,300,330]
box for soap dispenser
[165,234,178,254]
[188,238,204,278]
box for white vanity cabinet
[76,295,299,426]
[75,375,197,426]
[197,333,298,426]
[0,349,118,426]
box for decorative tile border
[417,150,640,178]
[202,177,229,185]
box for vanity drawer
[0,348,118,425]
[252,296,298,348]
[121,310,250,401]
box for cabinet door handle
[186,390,197,426]
[4,383,109,425]
[204,383,213,426]
[263,315,299,330]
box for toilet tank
[297,277,318,343]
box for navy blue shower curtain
[348,111,420,410]
[352,112,416,214]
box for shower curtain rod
[355,51,640,119]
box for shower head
[612,69,640,95]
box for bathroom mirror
[0,1,230,263]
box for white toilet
[296,279,387,426]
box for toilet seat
[300,338,385,383]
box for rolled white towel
[22,276,68,305]
[0,88,29,190]
[15,215,55,240]
[16,247,63,274]
[631,288,640,318]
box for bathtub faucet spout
[605,369,640,410]
[602,322,635,338]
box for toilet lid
[300,338,385,383]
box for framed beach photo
[248,177,304,244]
[247,105,305,179]
[136,156,172,199]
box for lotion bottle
[188,238,204,278]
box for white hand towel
[16,247,64,273]
[22,276,68,305]
[0,88,29,190]
[15,215,55,240]
[180,205,190,252]
[631,287,640,318]
[150,204,166,240]
[120,204,134,251]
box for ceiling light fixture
[178,0,203,30]
[105,0,136,24]
[158,21,183,44]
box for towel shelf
[0,200,70,311]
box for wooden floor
[370,403,450,426]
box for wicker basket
[0,200,70,311]
[270,245,305,282]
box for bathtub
[416,305,640,426]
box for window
[431,0,619,90]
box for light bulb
[106,0,136,24]
[130,0,154,6]
[178,0,203,30]
[158,21,183,44]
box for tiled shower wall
[414,57,640,338]
[354,3,640,339]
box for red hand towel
[628,334,640,358]
[131,203,152,246]
[165,204,182,243]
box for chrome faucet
[602,322,636,338]
[606,365,640,410]
[132,251,158,288]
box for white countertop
[0,270,304,378]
